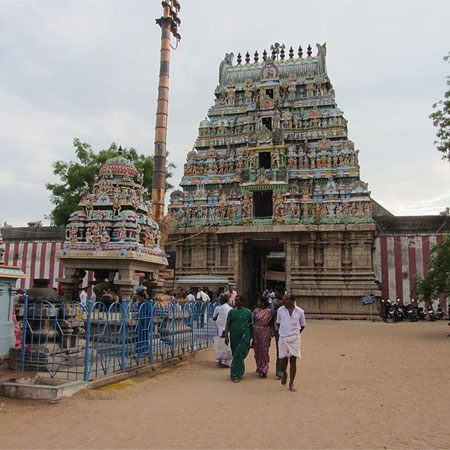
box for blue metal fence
[20,295,218,381]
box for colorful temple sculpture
[167,43,380,315]
[58,148,167,300]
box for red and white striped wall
[3,235,447,304]
[374,234,446,303]
[3,242,94,293]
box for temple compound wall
[373,214,450,304]
[3,215,448,315]
[1,227,66,291]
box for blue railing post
[121,298,127,372]
[206,303,210,347]
[171,302,176,357]
[83,303,92,381]
[149,301,154,363]
[19,294,29,372]
[191,302,197,351]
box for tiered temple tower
[167,43,380,315]
[58,148,167,300]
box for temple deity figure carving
[241,196,252,218]
[69,225,78,243]
[257,168,269,183]
[118,225,126,242]
[91,224,101,244]
[290,202,299,219]
[287,156,297,169]
[272,149,282,168]
[226,86,235,105]
[100,227,110,243]
[273,194,286,218]
[112,196,121,216]
[248,151,257,169]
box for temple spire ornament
[270,43,285,61]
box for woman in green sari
[223,295,254,382]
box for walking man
[276,293,306,392]
[272,285,286,379]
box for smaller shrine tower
[58,149,167,300]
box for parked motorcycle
[436,304,445,320]
[403,302,418,322]
[427,305,436,321]
[380,299,390,321]
[386,301,404,322]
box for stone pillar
[323,232,342,269]
[116,267,137,300]
[57,267,80,302]
[235,241,244,293]
[285,239,292,291]
[292,240,301,269]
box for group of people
[184,285,237,306]
[213,285,306,392]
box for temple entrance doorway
[241,239,285,308]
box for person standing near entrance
[196,288,210,303]
[227,284,237,307]
[276,293,306,392]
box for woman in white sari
[213,294,233,367]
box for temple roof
[219,43,328,87]
[98,147,139,178]
[169,43,372,229]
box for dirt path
[1,320,450,449]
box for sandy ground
[1,319,450,450]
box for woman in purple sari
[252,296,273,378]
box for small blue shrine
[0,264,25,357]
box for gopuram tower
[167,43,380,315]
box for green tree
[415,235,450,302]
[46,138,175,226]
[430,52,450,161]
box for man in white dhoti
[276,293,306,391]
[213,294,233,367]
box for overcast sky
[0,0,449,227]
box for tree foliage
[430,52,450,161]
[415,235,450,302]
[46,138,175,226]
